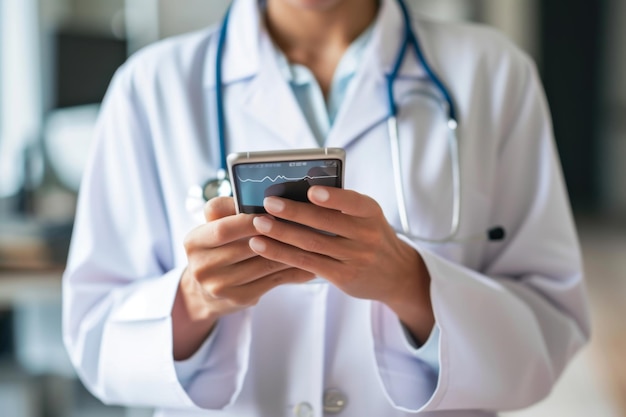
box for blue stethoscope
[192,0,505,244]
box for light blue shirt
[272,26,374,145]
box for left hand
[249,185,434,343]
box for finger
[207,268,316,308]
[189,239,258,270]
[195,254,294,291]
[307,186,382,218]
[263,197,351,237]
[243,268,316,293]
[249,236,340,280]
[204,196,236,222]
[252,215,352,259]
[185,214,258,249]
[262,195,360,238]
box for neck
[264,0,378,63]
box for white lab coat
[62,0,591,416]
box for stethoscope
[188,0,505,244]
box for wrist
[383,251,435,345]
[172,269,219,360]
[177,268,221,324]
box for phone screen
[232,158,343,214]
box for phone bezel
[227,148,346,214]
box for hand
[173,197,315,360]
[248,186,434,343]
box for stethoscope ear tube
[387,116,410,233]
[388,115,463,244]
[192,5,234,203]
[394,0,457,123]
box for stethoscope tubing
[386,0,461,242]
[215,5,231,178]
[387,116,462,244]
[393,0,457,122]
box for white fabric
[62,0,590,416]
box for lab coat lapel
[209,0,430,151]
[205,0,259,86]
[239,36,319,149]
[324,67,388,149]
[326,0,427,149]
[207,0,318,150]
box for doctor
[63,0,590,416]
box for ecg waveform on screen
[237,174,338,184]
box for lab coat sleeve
[371,302,441,407]
[62,62,250,410]
[372,54,591,412]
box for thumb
[204,197,236,222]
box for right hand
[173,197,315,360]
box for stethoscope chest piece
[202,168,232,200]
[185,169,232,219]
[202,176,232,200]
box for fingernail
[249,237,266,253]
[253,216,272,233]
[264,197,285,213]
[309,187,330,202]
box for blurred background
[0,0,624,416]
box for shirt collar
[272,22,376,87]
[204,0,426,89]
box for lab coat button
[294,402,314,417]
[323,389,347,414]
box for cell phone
[227,148,345,214]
